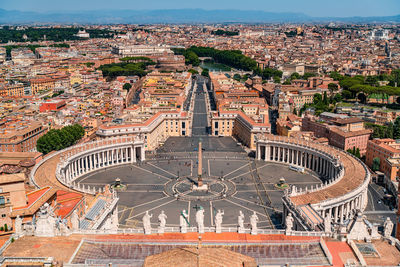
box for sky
[0,0,399,17]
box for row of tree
[330,71,400,104]
[97,59,155,79]
[211,30,239,36]
[365,117,400,139]
[173,46,258,71]
[299,92,342,116]
[37,124,85,154]
[0,27,115,43]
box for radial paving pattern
[76,137,322,230]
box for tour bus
[289,165,305,173]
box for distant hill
[0,8,399,24]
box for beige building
[97,111,191,150]
[0,173,27,228]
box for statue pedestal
[158,227,165,234]
[192,183,208,191]
[251,229,258,235]
[238,227,245,234]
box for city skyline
[1,0,400,18]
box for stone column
[133,146,137,163]
[339,205,343,224]
[334,206,338,222]
[278,146,281,162]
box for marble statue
[250,212,259,235]
[196,208,205,234]
[70,209,79,231]
[324,215,331,233]
[215,209,224,233]
[142,211,153,235]
[285,213,294,232]
[15,215,23,235]
[383,217,394,237]
[110,206,119,231]
[180,210,188,233]
[158,210,168,234]
[238,210,245,233]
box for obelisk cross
[198,140,203,186]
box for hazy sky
[1,0,399,17]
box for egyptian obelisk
[198,141,203,186]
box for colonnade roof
[258,134,368,206]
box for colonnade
[60,143,145,186]
[256,140,370,226]
[257,143,338,180]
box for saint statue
[383,217,394,237]
[142,211,153,235]
[180,210,189,233]
[215,209,224,233]
[285,213,294,232]
[158,210,168,234]
[238,210,245,233]
[250,211,259,235]
[196,208,205,233]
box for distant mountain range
[0,8,399,24]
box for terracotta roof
[144,247,257,267]
[0,173,25,184]
[11,187,57,217]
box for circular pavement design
[76,137,322,230]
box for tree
[355,148,361,158]
[341,90,352,99]
[394,117,400,139]
[313,93,322,104]
[273,76,281,84]
[365,76,378,87]
[323,91,328,105]
[201,68,209,77]
[123,83,132,92]
[184,51,200,66]
[188,69,198,75]
[233,74,241,81]
[37,124,85,154]
[333,93,342,103]
[372,157,380,172]
[290,72,301,80]
[302,73,316,80]
[328,83,339,95]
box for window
[0,196,5,206]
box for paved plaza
[76,137,322,230]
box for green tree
[394,117,400,139]
[123,83,132,92]
[290,72,301,80]
[201,68,209,77]
[372,157,380,171]
[302,73,316,80]
[188,69,199,75]
[313,93,322,104]
[328,83,339,95]
[233,74,241,81]
[355,148,361,158]
[323,91,328,105]
[293,107,297,115]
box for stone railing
[71,227,329,237]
